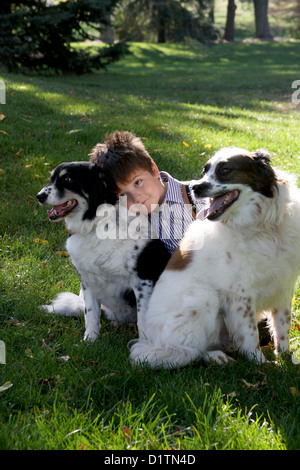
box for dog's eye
[220,167,232,176]
[62,175,72,183]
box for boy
[90,130,206,254]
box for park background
[0,0,300,450]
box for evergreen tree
[0,0,128,74]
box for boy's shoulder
[160,171,202,206]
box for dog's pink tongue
[47,203,67,219]
[197,195,226,221]
[197,206,210,221]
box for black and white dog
[37,162,170,341]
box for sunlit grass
[0,41,300,450]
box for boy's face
[117,163,166,213]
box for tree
[114,0,219,43]
[253,0,273,39]
[269,0,300,38]
[0,0,128,74]
[223,0,237,41]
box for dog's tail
[42,292,84,317]
[129,339,199,369]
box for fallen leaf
[290,386,299,397]
[25,348,33,358]
[15,148,24,157]
[89,361,99,366]
[0,381,13,392]
[67,129,82,134]
[122,425,131,444]
[128,323,138,334]
[57,355,70,362]
[271,386,278,400]
[0,114,5,121]
[38,376,60,387]
[41,339,52,352]
[10,318,32,327]
[33,238,49,245]
[242,379,256,389]
[57,251,69,257]
[0,130,8,135]
[80,116,93,122]
[101,372,117,380]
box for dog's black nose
[37,191,47,204]
[192,182,212,197]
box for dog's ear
[82,164,117,220]
[253,149,271,165]
[98,168,117,196]
[251,149,276,198]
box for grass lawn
[0,41,300,451]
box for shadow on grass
[0,42,300,449]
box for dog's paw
[40,304,54,313]
[83,330,100,342]
[205,350,235,365]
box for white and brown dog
[130,147,300,368]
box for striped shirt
[150,171,206,254]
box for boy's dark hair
[90,131,155,185]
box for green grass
[0,41,300,450]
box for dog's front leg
[81,281,101,342]
[227,296,266,363]
[132,279,153,339]
[270,306,291,356]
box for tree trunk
[101,26,114,44]
[100,14,114,44]
[209,0,215,23]
[157,16,166,43]
[253,0,273,40]
[223,0,236,42]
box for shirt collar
[160,171,184,204]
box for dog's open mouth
[200,190,240,221]
[47,199,78,221]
